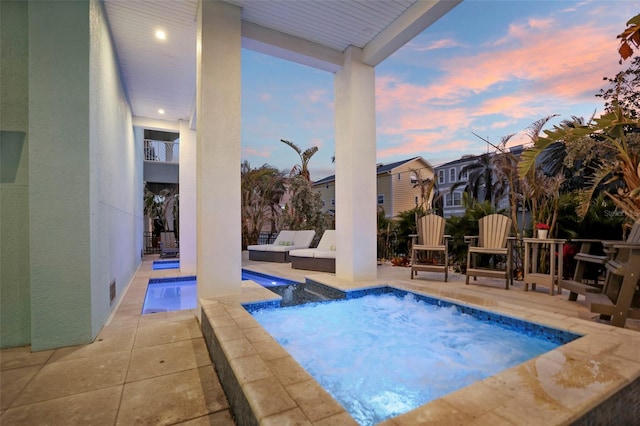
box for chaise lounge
[248,230,316,263]
[289,230,336,272]
[159,231,179,258]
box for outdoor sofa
[290,230,336,272]
[248,230,316,263]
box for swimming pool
[143,276,196,314]
[248,287,580,425]
[152,259,180,270]
[142,270,318,314]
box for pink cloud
[242,146,272,158]
[375,11,625,160]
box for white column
[196,0,242,297]
[179,120,196,275]
[334,46,377,281]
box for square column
[334,46,377,281]
[179,120,196,275]
[196,0,242,297]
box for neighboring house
[435,154,476,218]
[435,145,525,218]
[313,157,435,218]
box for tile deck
[2,256,639,425]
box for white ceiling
[102,0,460,126]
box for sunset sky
[241,1,637,181]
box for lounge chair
[410,214,449,282]
[465,214,513,289]
[248,230,316,263]
[561,221,640,300]
[290,230,336,272]
[159,231,179,258]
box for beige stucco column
[196,0,242,297]
[334,46,377,281]
[179,120,196,275]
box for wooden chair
[586,243,640,327]
[465,214,513,289]
[561,221,640,301]
[410,214,449,282]
[159,231,179,258]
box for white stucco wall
[89,0,139,337]
[28,0,93,350]
[0,0,31,348]
[27,0,137,350]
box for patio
[1,256,638,424]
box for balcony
[144,139,179,163]
[144,139,179,184]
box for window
[377,195,384,204]
[410,174,417,184]
[445,192,462,207]
[397,173,401,180]
[415,196,419,206]
[449,168,456,182]
[460,168,468,180]
[331,199,335,206]
[438,170,445,184]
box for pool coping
[200,276,640,425]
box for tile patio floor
[1,255,638,425]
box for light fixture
[158,109,165,115]
[155,30,166,40]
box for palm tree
[410,167,436,213]
[280,139,319,181]
[519,107,640,222]
[240,161,286,249]
[451,153,497,204]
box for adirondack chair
[159,231,179,258]
[586,243,640,327]
[465,214,513,289]
[410,214,449,282]
[561,221,640,301]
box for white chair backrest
[273,230,296,245]
[293,230,316,247]
[316,230,336,250]
[478,214,512,248]
[418,215,445,246]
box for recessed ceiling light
[155,30,166,40]
[158,109,165,115]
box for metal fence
[144,139,179,163]
[145,231,279,255]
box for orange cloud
[375,9,626,161]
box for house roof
[101,0,460,127]
[434,144,526,169]
[313,156,430,186]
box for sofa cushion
[312,250,336,259]
[316,230,336,251]
[293,230,316,248]
[272,230,296,245]
[289,249,316,258]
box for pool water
[142,271,313,314]
[142,277,196,314]
[250,290,579,426]
[152,260,180,270]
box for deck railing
[144,139,179,163]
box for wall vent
[109,280,116,305]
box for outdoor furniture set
[249,218,640,328]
